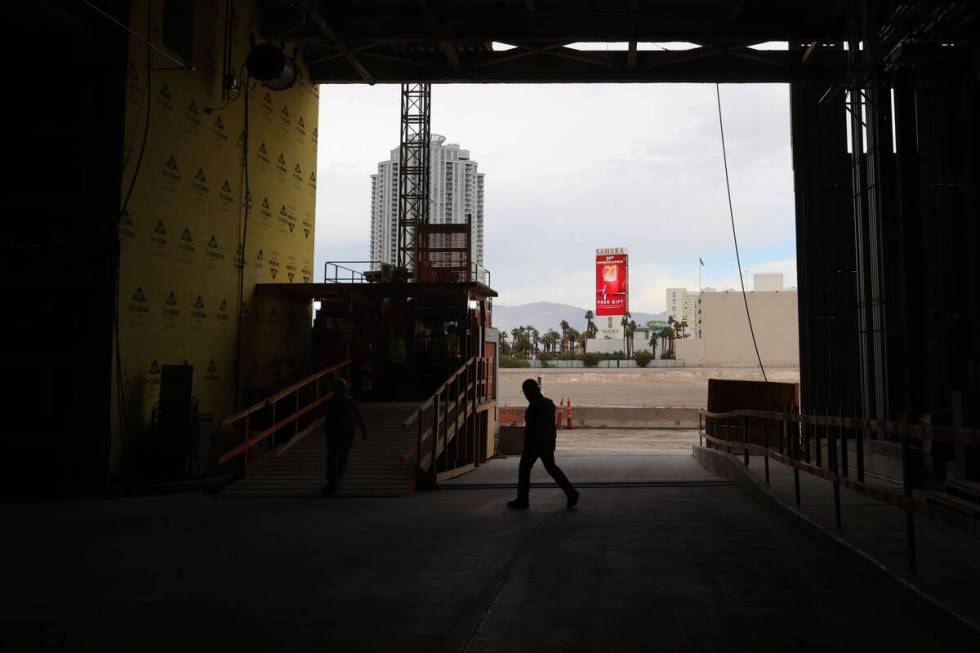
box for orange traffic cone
[565,400,573,430]
[556,398,564,428]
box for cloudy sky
[314,83,797,313]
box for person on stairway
[323,378,368,495]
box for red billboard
[595,248,628,317]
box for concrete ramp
[220,403,419,498]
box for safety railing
[323,261,389,283]
[401,356,494,486]
[322,260,491,285]
[218,359,351,467]
[699,408,980,574]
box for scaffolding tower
[396,83,431,277]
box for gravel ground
[499,366,799,408]
[554,428,701,451]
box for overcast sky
[314,83,797,313]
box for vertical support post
[839,411,849,478]
[432,394,440,479]
[456,372,462,469]
[472,359,479,466]
[833,480,843,530]
[294,392,300,441]
[699,412,703,448]
[828,410,842,529]
[815,408,823,468]
[743,414,749,467]
[244,414,251,470]
[271,401,277,449]
[725,416,732,454]
[763,417,770,485]
[790,417,800,506]
[855,419,866,482]
[823,408,837,473]
[827,412,835,474]
[416,409,422,473]
[803,410,811,463]
[902,435,917,574]
[778,410,785,455]
[442,384,449,473]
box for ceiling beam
[288,8,846,44]
[293,0,374,83]
[309,48,846,84]
[439,41,461,70]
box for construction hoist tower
[396,83,431,278]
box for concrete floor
[499,367,801,408]
[3,448,976,652]
[725,449,980,630]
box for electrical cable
[233,72,252,412]
[79,0,194,71]
[714,83,768,382]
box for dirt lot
[552,428,701,451]
[498,367,800,408]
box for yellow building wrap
[115,1,318,471]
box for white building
[666,288,700,337]
[753,272,785,292]
[675,289,799,367]
[369,134,485,275]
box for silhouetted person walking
[508,379,579,510]
[323,378,367,495]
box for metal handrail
[698,407,980,576]
[322,260,491,285]
[403,358,474,428]
[401,356,494,478]
[217,359,351,466]
[701,408,980,445]
[322,260,387,283]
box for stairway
[220,403,420,498]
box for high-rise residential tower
[369,134,485,277]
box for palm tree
[620,311,632,357]
[528,326,540,355]
[583,310,598,353]
[499,330,510,355]
[627,320,637,358]
[566,327,581,354]
[559,320,570,353]
[677,320,688,339]
[660,326,676,358]
[543,329,560,353]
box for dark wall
[3,2,129,493]
[790,3,980,479]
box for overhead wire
[234,69,252,412]
[714,83,768,382]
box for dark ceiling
[258,0,851,83]
[257,1,978,83]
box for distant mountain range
[491,301,667,334]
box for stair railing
[217,359,351,468]
[700,407,980,575]
[401,356,493,486]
